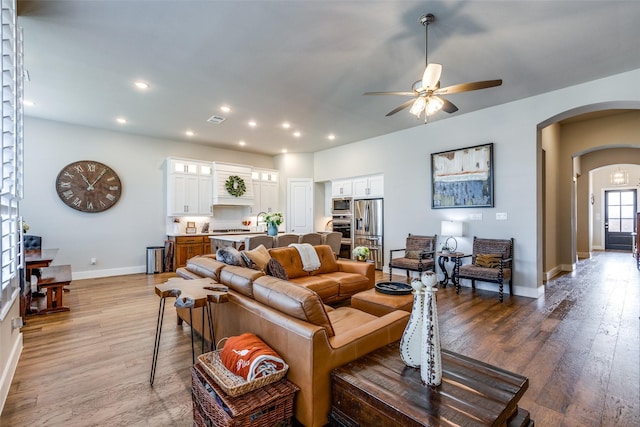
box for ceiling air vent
[207,115,226,124]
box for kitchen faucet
[256,211,267,231]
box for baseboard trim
[72,265,146,280]
[0,328,22,414]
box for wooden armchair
[453,237,514,302]
[388,234,437,281]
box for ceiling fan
[364,13,502,122]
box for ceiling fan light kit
[364,13,502,123]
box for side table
[436,251,462,287]
[150,277,228,385]
[29,264,71,315]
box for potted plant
[264,212,283,236]
[440,243,450,254]
[352,246,370,261]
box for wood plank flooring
[1,251,638,426]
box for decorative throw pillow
[216,246,246,267]
[406,250,422,259]
[475,253,502,268]
[243,244,271,271]
[265,258,288,280]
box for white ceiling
[18,1,640,156]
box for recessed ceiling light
[282,149,288,153]
[23,99,35,107]
[185,130,194,137]
[116,117,127,124]
[134,81,149,89]
[220,105,231,113]
[239,140,246,146]
[327,134,336,140]
[282,122,291,129]
[248,120,257,127]
[293,131,301,138]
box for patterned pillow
[216,246,246,267]
[406,250,422,259]
[475,253,502,268]
[265,258,288,280]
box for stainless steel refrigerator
[353,198,383,269]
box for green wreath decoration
[225,175,246,197]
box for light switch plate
[496,212,508,220]
[469,213,483,221]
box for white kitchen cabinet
[166,158,213,216]
[353,174,384,198]
[331,179,352,197]
[251,169,279,214]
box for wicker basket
[197,350,288,397]
[192,364,298,427]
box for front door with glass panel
[604,189,637,251]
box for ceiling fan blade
[440,97,459,113]
[364,91,416,96]
[435,79,503,95]
[421,63,442,90]
[386,98,417,116]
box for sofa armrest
[337,260,375,287]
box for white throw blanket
[289,243,321,272]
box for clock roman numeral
[59,181,71,188]
[106,194,116,202]
[99,200,106,208]
[62,190,74,199]
[106,176,116,182]
[109,186,119,191]
[64,171,75,179]
[87,163,96,172]
[73,165,84,173]
[72,198,82,207]
[86,201,94,210]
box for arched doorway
[538,103,640,281]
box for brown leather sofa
[174,247,409,427]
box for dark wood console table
[330,342,533,427]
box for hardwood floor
[1,251,638,426]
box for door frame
[603,188,637,251]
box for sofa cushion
[242,244,271,271]
[316,271,370,297]
[287,276,340,302]
[216,246,246,267]
[311,245,339,275]
[219,265,265,298]
[268,247,308,279]
[253,275,335,337]
[184,256,227,281]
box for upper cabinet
[332,174,383,199]
[352,174,384,198]
[212,162,254,206]
[331,179,352,197]
[251,169,279,214]
[166,158,213,216]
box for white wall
[22,118,274,279]
[314,68,640,298]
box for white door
[287,178,313,233]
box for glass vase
[267,223,278,236]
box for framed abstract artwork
[431,143,494,209]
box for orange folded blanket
[220,333,286,381]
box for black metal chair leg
[150,297,166,385]
[189,308,196,365]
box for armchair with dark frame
[453,236,514,303]
[388,234,437,281]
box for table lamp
[440,220,463,252]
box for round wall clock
[55,160,122,212]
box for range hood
[212,162,255,206]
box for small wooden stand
[150,277,228,385]
[30,265,71,315]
